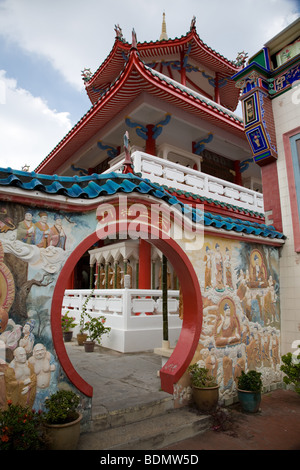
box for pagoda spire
[159,12,168,41]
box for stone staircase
[78,396,211,450]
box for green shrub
[61,311,77,332]
[44,389,80,424]
[237,370,262,392]
[280,352,300,394]
[0,402,46,450]
[188,364,217,388]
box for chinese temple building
[0,15,298,432]
[35,15,266,300]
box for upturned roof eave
[84,36,126,103]
[35,50,244,175]
[85,27,239,104]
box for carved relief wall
[0,202,97,416]
[174,234,281,405]
[0,199,281,414]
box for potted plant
[43,389,82,450]
[188,364,219,411]
[280,351,300,394]
[237,370,263,413]
[82,314,111,352]
[61,311,76,342]
[77,289,94,345]
[0,401,46,450]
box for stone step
[78,404,211,450]
[90,396,174,433]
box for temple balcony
[103,149,264,215]
[62,288,181,353]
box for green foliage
[0,402,46,450]
[78,290,111,343]
[61,311,77,332]
[280,352,300,394]
[82,315,111,344]
[79,289,95,333]
[44,390,80,425]
[188,364,217,388]
[237,370,262,392]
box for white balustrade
[62,288,181,353]
[103,150,264,213]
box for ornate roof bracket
[192,133,214,155]
[125,113,171,140]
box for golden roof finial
[159,12,168,41]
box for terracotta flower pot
[192,385,219,411]
[77,333,88,346]
[84,340,95,352]
[45,413,82,450]
[63,331,73,342]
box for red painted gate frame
[51,207,203,396]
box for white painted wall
[62,289,182,353]
[273,86,300,355]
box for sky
[0,0,299,172]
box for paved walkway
[163,389,300,451]
[65,341,170,417]
[65,341,300,451]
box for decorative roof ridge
[232,61,270,81]
[0,167,285,241]
[36,49,243,173]
[83,36,126,88]
[190,28,238,69]
[143,63,243,123]
[163,185,264,218]
[87,48,242,125]
[85,22,239,89]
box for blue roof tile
[0,167,285,241]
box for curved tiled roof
[35,49,244,175]
[0,167,285,241]
[163,186,264,219]
[85,25,240,109]
[145,65,242,124]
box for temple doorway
[50,200,203,403]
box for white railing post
[62,288,182,353]
[122,288,132,331]
[131,152,141,174]
[101,150,264,213]
[204,174,209,193]
[134,151,264,213]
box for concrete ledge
[153,347,174,358]
[91,396,174,432]
[78,407,211,450]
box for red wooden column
[138,239,152,289]
[145,125,156,155]
[234,160,242,186]
[140,126,155,290]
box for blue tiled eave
[0,168,285,241]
